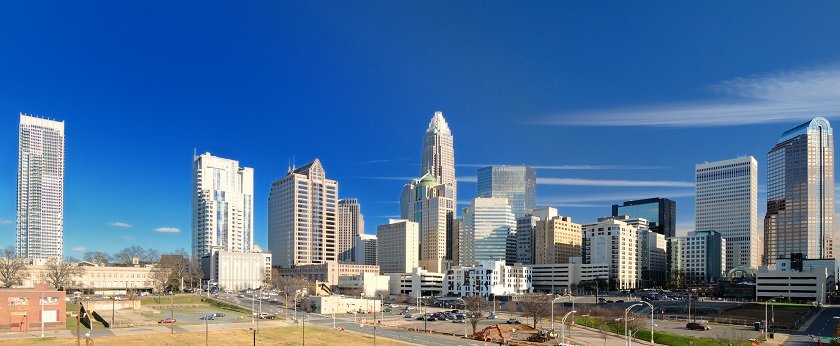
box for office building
[612,198,676,238]
[696,156,760,269]
[387,267,445,298]
[459,198,516,266]
[376,219,419,274]
[534,215,582,265]
[477,165,536,218]
[755,255,835,304]
[338,199,365,263]
[583,218,638,290]
[528,257,609,294]
[355,234,378,266]
[421,111,456,206]
[201,250,272,291]
[516,207,557,265]
[444,261,532,297]
[17,114,65,260]
[268,159,338,268]
[274,262,380,287]
[764,117,835,264]
[670,230,726,284]
[192,153,254,259]
[505,230,518,266]
[608,216,666,287]
[337,272,391,298]
[400,173,455,272]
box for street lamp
[561,310,577,346]
[378,292,384,322]
[639,301,655,343]
[550,296,563,333]
[764,298,777,340]
[625,303,643,346]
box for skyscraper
[515,207,558,265]
[534,214,582,265]
[377,219,419,273]
[477,165,536,218]
[459,197,516,266]
[421,111,456,206]
[400,173,455,273]
[17,113,65,260]
[338,199,365,263]
[696,156,760,269]
[611,198,676,238]
[192,153,255,259]
[268,159,338,268]
[765,117,835,264]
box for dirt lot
[717,303,813,326]
[4,326,410,346]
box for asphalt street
[785,306,840,346]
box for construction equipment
[528,329,553,342]
[474,324,507,343]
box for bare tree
[83,251,111,265]
[42,258,84,289]
[463,295,487,335]
[0,247,29,288]
[521,293,552,329]
[150,268,171,294]
[188,257,204,290]
[272,275,314,296]
[114,246,145,265]
[143,248,160,263]
[624,312,644,339]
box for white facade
[338,199,365,263]
[421,111,456,208]
[387,267,445,298]
[24,263,158,294]
[444,261,531,297]
[400,173,455,273]
[202,250,272,291]
[528,257,609,294]
[583,219,638,290]
[756,269,827,304]
[192,153,254,259]
[460,198,516,266]
[671,230,726,284]
[355,234,378,266]
[310,295,382,315]
[268,159,338,268]
[696,156,760,269]
[17,114,65,260]
[337,272,391,297]
[376,219,419,273]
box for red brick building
[0,285,66,332]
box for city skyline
[3,2,840,255]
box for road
[785,306,840,346]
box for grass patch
[573,316,757,346]
[140,295,204,305]
[3,326,410,346]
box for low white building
[24,262,160,295]
[528,257,609,294]
[337,272,391,297]
[275,262,380,287]
[444,260,531,298]
[388,267,445,298]
[309,295,382,314]
[201,250,272,291]
[756,256,835,304]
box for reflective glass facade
[477,165,536,219]
[611,198,676,238]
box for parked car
[258,312,274,319]
[686,322,710,331]
[453,318,465,323]
[487,312,497,319]
[199,315,214,320]
[158,318,177,324]
[506,318,522,324]
[213,312,226,317]
[404,314,415,319]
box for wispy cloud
[538,65,840,127]
[108,222,132,228]
[0,219,12,226]
[458,163,664,170]
[539,190,695,205]
[71,246,86,253]
[359,158,412,165]
[154,227,180,233]
[121,236,135,241]
[459,176,693,188]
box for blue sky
[2,1,840,256]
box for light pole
[639,301,654,343]
[764,298,776,340]
[550,296,563,333]
[625,303,643,346]
[561,310,577,346]
[378,292,384,322]
[205,312,209,346]
[40,293,45,337]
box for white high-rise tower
[192,153,255,259]
[696,156,760,269]
[421,111,456,206]
[17,113,65,260]
[338,198,364,263]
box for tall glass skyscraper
[764,117,835,264]
[611,198,676,238]
[459,197,516,266]
[17,113,65,260]
[192,153,254,259]
[477,165,536,219]
[695,156,760,270]
[338,198,365,263]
